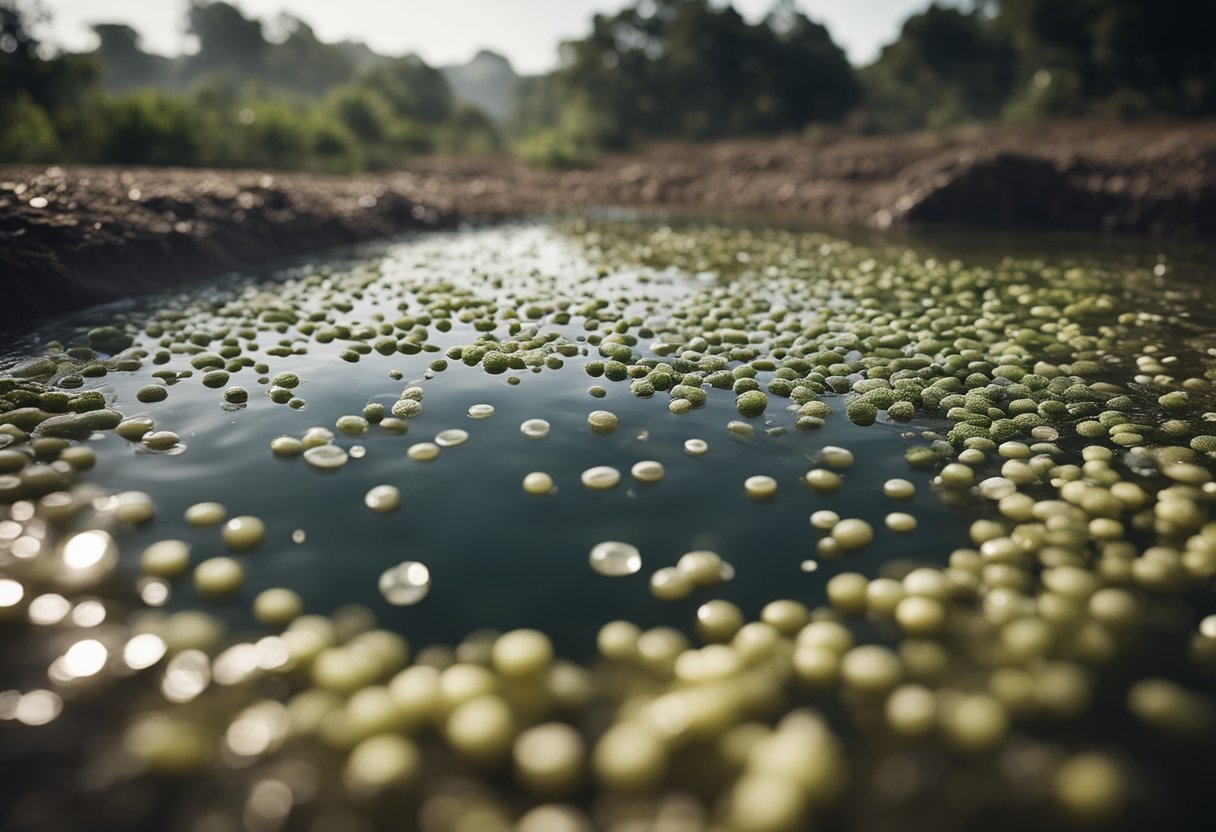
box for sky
[34,0,942,73]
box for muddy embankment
[2,118,1214,332]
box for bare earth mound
[2,118,1214,331]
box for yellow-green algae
[1,220,1215,831]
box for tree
[1,0,104,162]
[2,0,54,105]
[546,0,860,148]
[184,1,267,82]
[361,56,455,125]
[265,16,356,97]
[96,90,205,165]
[326,85,392,144]
[862,3,1016,130]
[0,91,60,160]
[90,23,174,93]
[997,0,1216,116]
[762,2,863,130]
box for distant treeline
[1,0,1212,170]
[863,0,1213,131]
[0,1,500,171]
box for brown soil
[2,118,1214,332]
[0,167,455,332]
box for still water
[2,215,1215,832]
[8,222,977,656]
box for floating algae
[676,549,730,588]
[193,556,244,598]
[183,501,225,527]
[519,418,551,439]
[139,539,190,578]
[303,444,348,470]
[406,442,439,462]
[378,560,431,605]
[434,428,469,447]
[684,438,708,455]
[2,219,1216,831]
[270,435,304,455]
[743,474,778,500]
[630,460,665,483]
[649,565,692,601]
[222,515,265,551]
[586,410,618,434]
[521,471,554,495]
[589,541,642,577]
[580,465,621,490]
[364,484,400,513]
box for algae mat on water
[1,219,1216,831]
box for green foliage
[1003,68,1085,121]
[502,75,550,129]
[0,92,60,161]
[438,106,501,155]
[185,0,267,79]
[998,0,1216,117]
[861,4,1016,132]
[0,0,496,169]
[512,95,605,168]
[2,0,1213,169]
[526,0,861,150]
[92,24,174,93]
[233,102,316,168]
[865,0,1216,130]
[361,57,455,125]
[513,129,595,170]
[1,1,105,161]
[306,115,364,173]
[264,18,356,98]
[327,86,393,145]
[95,91,206,166]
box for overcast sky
[35,0,943,73]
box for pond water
[30,224,978,657]
[2,215,1215,832]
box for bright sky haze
[36,0,940,73]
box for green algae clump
[136,385,167,403]
[735,390,768,418]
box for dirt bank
[0,167,455,333]
[3,118,1214,331]
[406,118,1216,236]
